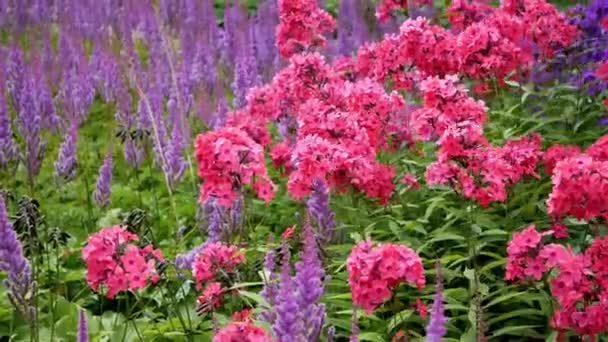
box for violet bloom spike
[0,197,35,322]
[307,179,336,243]
[0,94,19,169]
[426,262,448,342]
[273,243,302,342]
[6,45,25,113]
[260,249,279,325]
[295,221,326,340]
[78,309,88,342]
[93,150,113,208]
[16,76,46,185]
[164,123,187,188]
[203,198,224,242]
[54,122,79,182]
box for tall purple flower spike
[0,197,35,321]
[0,93,19,169]
[295,221,326,341]
[93,150,113,208]
[273,243,303,342]
[54,122,79,182]
[78,309,88,342]
[307,179,336,243]
[426,262,448,342]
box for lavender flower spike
[54,122,79,182]
[295,220,326,341]
[307,179,336,243]
[0,197,35,321]
[78,309,88,342]
[93,150,113,208]
[0,94,19,169]
[426,262,447,342]
[273,243,302,342]
[260,249,279,325]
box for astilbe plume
[0,197,35,321]
[260,249,279,325]
[306,179,336,243]
[54,123,79,182]
[347,240,425,313]
[273,243,302,341]
[0,93,18,169]
[294,223,326,341]
[213,320,275,342]
[194,127,276,207]
[93,150,113,208]
[191,242,244,290]
[276,0,336,58]
[78,310,88,342]
[15,75,46,185]
[425,262,447,342]
[81,226,164,298]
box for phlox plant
[1,0,608,341]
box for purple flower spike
[0,94,19,169]
[260,249,279,325]
[78,310,88,342]
[54,123,79,182]
[426,262,448,342]
[307,179,336,243]
[295,222,326,340]
[273,243,302,342]
[0,197,35,322]
[93,150,113,208]
[16,76,46,185]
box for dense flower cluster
[81,226,164,298]
[505,225,552,281]
[547,134,608,222]
[276,0,335,58]
[507,228,608,338]
[192,242,245,289]
[417,75,543,206]
[347,240,425,313]
[213,321,275,342]
[194,127,276,207]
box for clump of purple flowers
[0,197,36,322]
[262,222,326,341]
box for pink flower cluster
[192,242,245,313]
[507,227,608,338]
[547,134,608,222]
[213,321,275,342]
[194,127,276,207]
[347,240,425,313]
[355,0,577,87]
[81,226,164,298]
[415,75,542,207]
[192,242,245,289]
[505,225,553,281]
[276,0,335,58]
[218,53,404,204]
[375,0,432,22]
